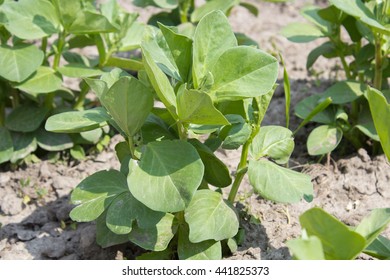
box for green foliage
[46,10,311,259]
[283,0,390,157]
[288,207,390,260]
[0,0,146,164]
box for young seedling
[46,10,313,259]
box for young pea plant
[282,0,390,157]
[0,0,145,165]
[46,11,313,260]
[288,207,390,260]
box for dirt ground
[1,0,389,260]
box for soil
[1,0,389,260]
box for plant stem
[228,141,250,203]
[177,122,187,140]
[44,92,55,109]
[374,34,383,89]
[41,37,48,54]
[95,34,107,67]
[53,31,66,70]
[11,89,20,108]
[73,82,89,110]
[127,137,139,161]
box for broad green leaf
[45,107,110,133]
[301,5,332,34]
[220,115,252,150]
[188,139,232,188]
[235,32,259,47]
[119,21,146,51]
[364,235,390,259]
[295,95,336,124]
[101,76,153,137]
[80,128,103,144]
[355,104,379,141]
[84,78,108,99]
[254,89,274,125]
[128,140,204,213]
[192,10,237,88]
[10,132,37,163]
[57,64,103,78]
[105,56,144,71]
[159,23,193,82]
[70,145,85,161]
[5,105,49,133]
[355,208,390,247]
[106,191,165,235]
[70,170,128,222]
[287,235,326,260]
[178,225,222,260]
[281,22,324,43]
[248,160,313,203]
[141,42,177,118]
[129,213,177,251]
[307,125,343,156]
[177,88,229,125]
[329,0,390,35]
[0,44,44,82]
[239,2,259,17]
[0,0,60,40]
[307,42,336,70]
[151,0,178,9]
[96,211,129,248]
[367,87,390,161]
[14,66,63,95]
[300,207,366,260]
[36,128,73,152]
[185,189,239,243]
[250,126,294,164]
[0,127,13,164]
[210,46,278,101]
[141,114,176,144]
[191,0,238,23]
[321,81,366,104]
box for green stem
[73,82,89,110]
[339,53,352,79]
[228,141,250,203]
[44,92,55,109]
[11,89,20,108]
[53,31,66,70]
[41,37,48,54]
[95,34,107,67]
[177,122,187,140]
[374,34,383,90]
[127,137,139,161]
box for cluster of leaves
[288,207,390,260]
[0,0,147,164]
[282,0,390,160]
[46,11,313,259]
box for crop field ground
[0,0,389,260]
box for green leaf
[367,87,390,161]
[141,114,176,144]
[355,208,390,247]
[177,88,229,125]
[250,126,294,164]
[57,64,104,78]
[184,189,239,243]
[0,127,13,164]
[307,125,343,156]
[159,23,193,82]
[220,115,252,150]
[14,66,63,95]
[299,207,366,260]
[96,211,129,248]
[281,22,324,43]
[45,107,111,133]
[129,213,177,251]
[119,21,146,52]
[295,95,335,124]
[5,105,49,133]
[106,191,165,235]
[128,140,204,213]
[70,145,85,161]
[239,2,259,17]
[36,128,73,152]
[307,42,336,70]
[141,41,178,119]
[80,128,103,144]
[192,10,237,88]
[178,225,222,260]
[210,46,278,101]
[287,235,326,260]
[0,44,44,82]
[248,160,313,203]
[322,81,366,104]
[105,56,144,72]
[364,235,390,259]
[10,132,37,163]
[136,249,173,260]
[101,76,154,137]
[70,170,128,222]
[355,104,379,141]
[0,0,60,40]
[329,0,390,35]
[191,0,238,23]
[301,5,332,34]
[188,139,232,188]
